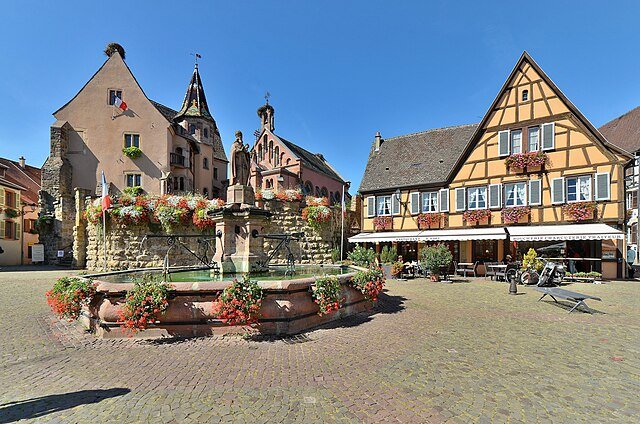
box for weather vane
[191,52,202,65]
[264,91,271,105]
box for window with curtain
[528,127,540,151]
[505,182,527,207]
[567,176,591,202]
[510,130,522,154]
[421,192,438,212]
[377,195,392,216]
[467,187,487,209]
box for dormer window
[108,90,123,105]
[189,124,196,135]
[522,89,529,102]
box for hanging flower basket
[275,188,303,202]
[372,216,392,231]
[562,201,596,221]
[501,206,530,224]
[505,152,549,171]
[417,213,443,229]
[463,209,492,225]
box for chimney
[18,156,25,168]
[374,132,382,152]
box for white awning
[348,231,424,243]
[348,227,507,243]
[506,224,624,242]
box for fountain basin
[80,265,372,338]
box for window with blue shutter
[439,189,449,212]
[541,123,555,151]
[455,188,466,211]
[594,172,611,201]
[529,180,541,206]
[551,177,565,204]
[410,192,420,215]
[498,130,510,157]
[488,184,502,209]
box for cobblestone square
[0,270,638,423]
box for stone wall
[261,200,358,265]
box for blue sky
[1,1,639,191]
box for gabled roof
[275,134,346,183]
[175,64,213,121]
[599,106,640,153]
[358,124,478,193]
[0,157,41,204]
[446,52,631,181]
[150,100,179,122]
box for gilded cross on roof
[264,91,271,105]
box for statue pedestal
[212,207,270,274]
[227,184,255,208]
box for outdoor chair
[485,262,497,280]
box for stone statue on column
[230,131,250,186]
[227,130,255,206]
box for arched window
[329,192,334,204]
[258,144,263,161]
[274,146,280,166]
[286,158,291,166]
[320,187,328,198]
[188,124,196,135]
[269,141,273,163]
[203,127,209,138]
[522,89,529,102]
[303,181,313,195]
[315,186,320,197]
[173,177,179,191]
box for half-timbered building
[353,52,631,279]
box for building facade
[599,107,640,263]
[249,102,350,205]
[0,157,41,266]
[39,44,228,264]
[353,52,631,279]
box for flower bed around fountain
[76,265,376,338]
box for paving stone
[0,270,639,422]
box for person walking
[626,246,636,279]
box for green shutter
[0,188,4,206]
[14,223,20,240]
[0,220,4,239]
[15,192,20,208]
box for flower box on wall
[505,152,549,173]
[562,202,597,222]
[462,209,492,226]
[501,206,531,224]
[373,216,393,232]
[417,213,444,230]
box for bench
[535,287,602,313]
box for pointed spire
[176,63,213,120]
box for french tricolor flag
[101,171,112,211]
[114,96,127,111]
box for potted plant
[122,146,142,159]
[390,260,404,279]
[501,206,530,224]
[420,244,453,282]
[373,216,392,231]
[417,213,442,229]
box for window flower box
[373,216,393,231]
[417,213,444,229]
[505,152,549,172]
[463,209,491,225]
[122,146,142,159]
[501,206,530,224]
[562,201,596,221]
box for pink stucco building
[249,102,350,204]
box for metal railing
[170,153,186,167]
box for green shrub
[380,246,398,264]
[330,247,340,264]
[420,244,453,275]
[522,248,544,272]
[347,245,376,267]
